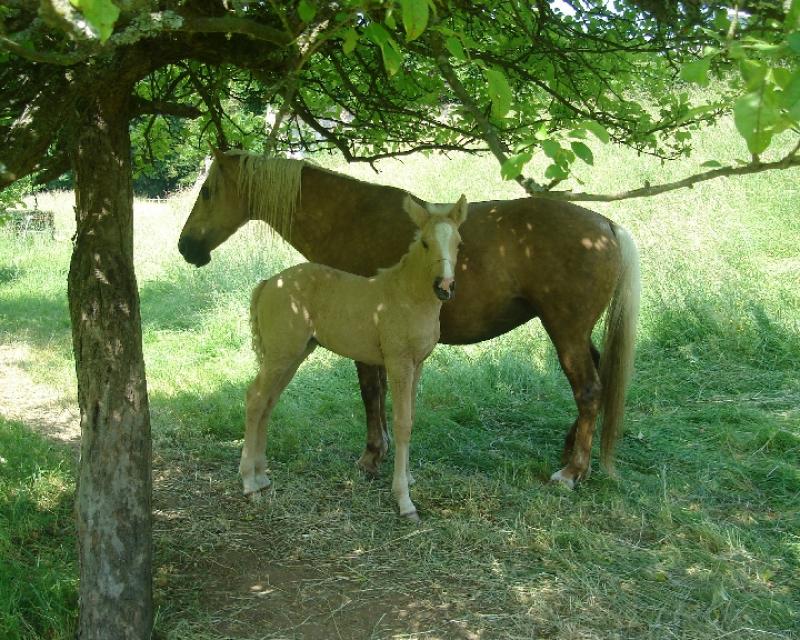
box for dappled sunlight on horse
[179,149,640,488]
[241,196,468,519]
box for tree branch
[541,153,800,202]
[431,35,545,193]
[130,96,202,119]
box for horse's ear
[403,195,430,229]
[449,194,469,226]
[209,146,233,176]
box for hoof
[401,509,420,523]
[246,489,268,504]
[242,474,272,496]
[356,454,381,478]
[549,468,576,489]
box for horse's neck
[289,166,412,269]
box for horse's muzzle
[433,278,456,301]
[178,235,211,267]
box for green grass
[0,419,77,639]
[1,118,799,638]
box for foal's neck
[381,245,441,308]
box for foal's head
[178,149,247,267]
[403,195,469,301]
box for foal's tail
[250,280,269,366]
[599,223,641,474]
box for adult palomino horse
[179,149,640,488]
[243,196,467,519]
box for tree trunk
[68,88,153,639]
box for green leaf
[298,0,316,23]
[788,32,800,55]
[734,88,779,155]
[364,23,390,47]
[69,0,119,42]
[342,29,359,55]
[381,40,403,76]
[580,120,610,144]
[680,57,712,87]
[787,1,800,31]
[570,141,594,165]
[484,68,512,119]
[540,139,561,160]
[501,152,532,180]
[445,36,466,60]
[701,160,723,168]
[401,0,429,42]
[780,68,800,110]
[544,163,569,180]
[365,23,403,75]
[740,59,767,91]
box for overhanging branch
[541,151,800,202]
[130,96,202,119]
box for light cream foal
[241,195,468,519]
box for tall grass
[0,118,798,639]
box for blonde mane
[233,152,304,239]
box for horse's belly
[439,295,535,345]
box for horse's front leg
[385,359,419,520]
[355,361,389,476]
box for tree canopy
[2,0,799,201]
[2,2,799,638]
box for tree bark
[68,87,153,639]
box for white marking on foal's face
[433,222,456,281]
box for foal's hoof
[246,489,269,504]
[401,509,421,523]
[242,474,272,498]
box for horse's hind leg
[547,329,601,489]
[241,341,316,497]
[560,341,601,463]
[355,362,389,476]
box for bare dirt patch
[0,348,483,639]
[0,343,80,444]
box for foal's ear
[403,195,430,228]
[448,194,469,227]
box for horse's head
[178,149,249,267]
[404,194,469,302]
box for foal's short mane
[232,151,304,239]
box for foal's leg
[241,341,316,497]
[355,362,389,476]
[405,363,424,487]
[548,332,601,489]
[385,360,418,520]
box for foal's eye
[201,185,210,200]
[421,240,429,250]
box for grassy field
[1,118,799,639]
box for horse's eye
[201,185,210,200]
[421,240,429,250]
[458,242,464,250]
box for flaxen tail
[250,280,269,366]
[599,223,641,474]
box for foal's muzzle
[178,235,211,267]
[433,277,456,301]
